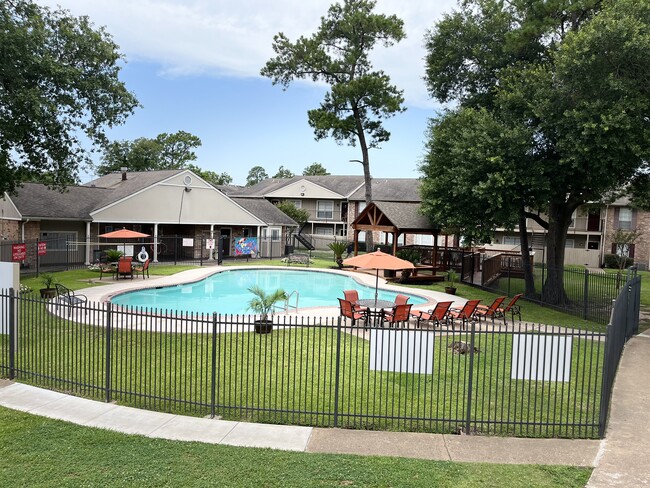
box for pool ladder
[276,290,299,314]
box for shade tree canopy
[261,0,406,252]
[303,163,330,176]
[0,0,138,194]
[420,0,650,304]
[246,166,269,187]
[273,166,295,179]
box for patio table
[357,299,395,327]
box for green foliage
[103,249,124,262]
[276,201,309,227]
[396,248,420,264]
[97,131,202,175]
[272,165,294,179]
[247,285,287,321]
[246,165,269,186]
[327,241,348,259]
[40,273,55,289]
[302,162,329,176]
[0,0,139,194]
[603,254,634,270]
[446,269,458,285]
[422,0,650,304]
[186,164,232,186]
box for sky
[37,0,458,186]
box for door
[220,228,231,257]
[587,209,601,232]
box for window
[40,231,77,250]
[315,227,333,235]
[287,200,301,208]
[262,227,281,241]
[618,208,633,230]
[503,236,518,246]
[565,239,574,248]
[569,210,576,228]
[317,200,334,219]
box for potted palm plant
[39,273,57,299]
[327,241,349,269]
[247,285,287,334]
[445,269,458,295]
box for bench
[286,253,310,267]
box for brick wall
[603,206,650,269]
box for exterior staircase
[294,232,315,251]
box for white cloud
[37,0,457,108]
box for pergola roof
[352,201,440,235]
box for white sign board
[205,239,215,250]
[0,262,19,335]
[511,335,572,382]
[369,329,435,374]
[183,238,194,247]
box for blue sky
[37,1,457,186]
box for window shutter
[629,244,635,259]
[632,209,638,230]
[611,243,617,254]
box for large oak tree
[261,0,406,251]
[421,0,650,304]
[0,0,138,194]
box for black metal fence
[4,288,642,439]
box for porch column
[209,224,215,260]
[353,229,360,255]
[153,223,159,263]
[257,225,263,258]
[85,222,91,265]
[392,231,398,255]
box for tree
[246,166,269,187]
[96,131,202,175]
[186,164,232,186]
[421,0,650,305]
[273,165,295,179]
[0,0,138,194]
[303,163,330,176]
[261,0,406,252]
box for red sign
[38,241,47,256]
[12,243,27,262]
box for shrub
[604,254,633,269]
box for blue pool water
[111,268,427,315]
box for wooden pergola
[350,201,440,256]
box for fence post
[583,269,590,320]
[8,288,15,380]
[598,323,614,438]
[200,236,204,267]
[104,302,112,403]
[465,321,476,434]
[210,312,218,419]
[507,257,512,297]
[333,317,342,428]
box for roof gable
[265,178,344,199]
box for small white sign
[369,329,435,374]
[205,238,215,250]
[511,335,572,382]
[182,238,194,247]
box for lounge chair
[410,301,453,328]
[496,293,523,322]
[98,262,116,280]
[474,296,506,323]
[132,259,150,279]
[447,299,481,330]
[381,303,412,328]
[338,298,368,327]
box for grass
[0,407,592,488]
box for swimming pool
[110,268,427,315]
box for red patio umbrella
[99,228,150,258]
[343,250,414,306]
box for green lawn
[0,407,592,488]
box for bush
[604,254,634,269]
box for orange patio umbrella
[343,250,414,306]
[99,228,150,257]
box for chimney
[121,167,128,181]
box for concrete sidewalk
[0,379,598,467]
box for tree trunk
[354,109,373,252]
[517,211,537,298]
[541,202,573,305]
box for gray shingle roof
[8,183,112,220]
[349,178,421,202]
[231,197,298,226]
[231,175,365,198]
[371,201,438,232]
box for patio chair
[381,303,412,328]
[117,256,133,279]
[132,259,150,279]
[55,283,88,316]
[343,289,367,312]
[394,294,410,306]
[410,301,453,328]
[338,298,368,327]
[496,293,523,322]
[474,296,506,324]
[447,299,481,330]
[98,262,116,280]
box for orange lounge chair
[474,296,506,323]
[411,301,453,328]
[381,303,412,328]
[496,293,523,322]
[448,299,481,330]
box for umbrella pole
[374,270,379,307]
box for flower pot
[254,319,273,334]
[40,288,57,299]
[444,286,457,295]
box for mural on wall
[235,237,258,256]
